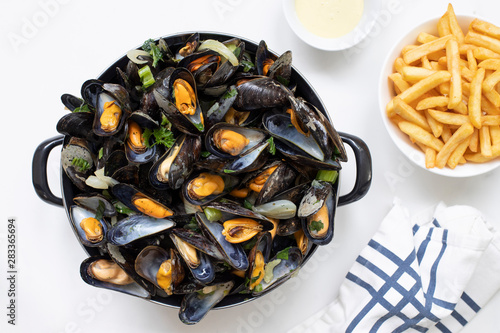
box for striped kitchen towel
[288,202,500,333]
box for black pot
[32,32,372,310]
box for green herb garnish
[72,103,91,113]
[94,200,105,221]
[142,39,163,68]
[143,127,175,149]
[223,169,236,174]
[114,202,135,215]
[98,147,104,160]
[309,220,324,232]
[316,170,338,184]
[241,60,254,73]
[243,200,253,210]
[276,75,290,87]
[267,137,276,155]
[201,151,211,158]
[71,158,90,172]
[276,247,291,260]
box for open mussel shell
[69,205,108,248]
[252,200,297,220]
[195,212,249,271]
[61,137,95,191]
[61,93,84,111]
[124,111,159,164]
[170,228,225,261]
[111,183,175,218]
[179,281,234,325]
[274,139,341,171]
[252,247,302,295]
[135,246,185,295]
[205,123,267,160]
[263,111,325,162]
[176,32,200,59]
[107,215,175,246]
[205,85,238,129]
[248,161,297,206]
[149,134,201,190]
[288,96,347,162]
[80,256,150,298]
[91,83,132,137]
[221,140,270,175]
[182,172,239,206]
[298,180,337,246]
[170,233,215,285]
[204,201,274,228]
[256,40,292,83]
[73,193,117,217]
[233,76,292,111]
[153,67,205,135]
[245,232,272,292]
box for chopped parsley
[72,103,91,113]
[201,151,211,158]
[142,38,163,68]
[143,127,175,149]
[309,220,324,232]
[276,247,291,260]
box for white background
[1,0,499,332]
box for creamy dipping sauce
[295,0,364,39]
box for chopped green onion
[243,200,253,210]
[316,170,338,184]
[114,202,135,215]
[267,137,276,155]
[201,151,211,158]
[71,158,90,172]
[138,65,155,89]
[204,207,222,222]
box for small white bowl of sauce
[282,0,382,51]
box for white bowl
[379,15,500,177]
[282,0,382,51]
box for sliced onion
[85,168,119,189]
[127,49,151,65]
[198,40,239,66]
[252,200,296,219]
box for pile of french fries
[386,3,500,169]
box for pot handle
[32,135,64,207]
[338,132,372,207]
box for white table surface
[1,0,499,332]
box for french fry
[418,32,439,44]
[403,35,453,64]
[393,97,431,131]
[480,125,493,157]
[469,67,485,128]
[478,58,500,70]
[473,47,500,60]
[482,69,500,91]
[469,128,479,152]
[446,38,462,108]
[483,88,500,107]
[389,73,411,94]
[394,57,406,74]
[467,49,477,72]
[416,142,437,168]
[416,96,448,110]
[398,121,444,151]
[465,30,500,55]
[438,12,451,37]
[435,123,474,168]
[482,115,500,126]
[470,18,500,40]
[422,56,432,70]
[447,4,464,43]
[428,109,470,125]
[490,125,500,145]
[401,66,437,83]
[441,125,452,143]
[425,110,444,137]
[447,136,471,169]
[386,71,451,117]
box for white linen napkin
[288,201,500,333]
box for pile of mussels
[57,33,348,324]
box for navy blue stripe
[435,322,452,333]
[451,310,468,326]
[416,228,434,264]
[433,218,441,227]
[431,297,456,310]
[425,229,448,307]
[461,293,481,313]
[413,224,420,235]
